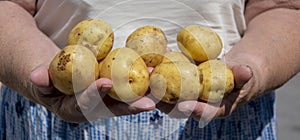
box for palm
[177,64,253,120]
[154,64,253,121]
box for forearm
[0,0,37,15]
[0,2,60,100]
[225,8,300,97]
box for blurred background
[277,73,300,140]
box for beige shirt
[35,0,246,57]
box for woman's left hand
[177,61,253,121]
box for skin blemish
[75,28,81,36]
[59,50,65,57]
[57,53,71,71]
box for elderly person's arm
[0,1,60,102]
[178,0,300,120]
[0,1,155,123]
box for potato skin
[49,45,99,95]
[177,25,223,63]
[161,51,191,63]
[67,18,114,61]
[150,61,203,104]
[126,26,167,67]
[126,26,166,42]
[198,60,234,103]
[100,48,149,102]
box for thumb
[95,78,113,93]
[30,66,51,87]
[30,66,57,95]
[222,54,253,89]
[230,65,253,89]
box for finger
[30,66,51,88]
[55,82,100,122]
[95,78,113,93]
[231,65,253,89]
[30,66,62,102]
[148,67,154,73]
[57,79,114,122]
[56,95,88,123]
[213,88,243,118]
[178,101,219,121]
[178,101,201,118]
[222,58,253,89]
[128,97,156,114]
[76,78,112,114]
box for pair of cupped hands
[30,50,254,123]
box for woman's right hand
[30,66,155,123]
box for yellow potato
[100,48,149,102]
[177,25,223,63]
[126,26,166,41]
[49,45,99,95]
[67,18,114,61]
[150,61,203,104]
[126,26,167,67]
[198,60,234,103]
[161,51,191,63]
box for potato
[49,45,99,95]
[177,25,223,63]
[161,51,191,63]
[126,26,167,67]
[150,61,203,104]
[198,60,234,103]
[126,26,166,42]
[66,18,114,61]
[100,48,149,102]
